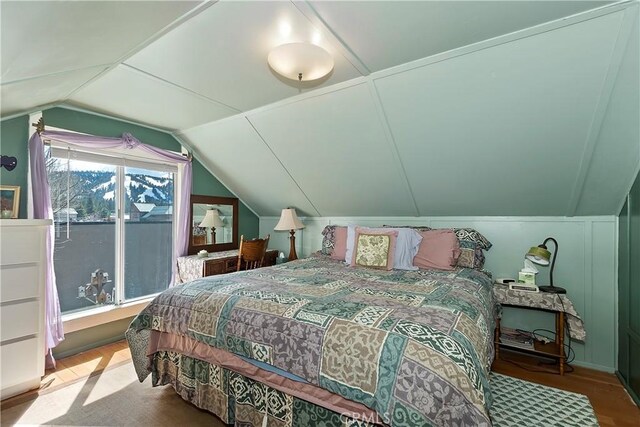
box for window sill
[62,298,153,333]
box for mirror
[188,195,238,254]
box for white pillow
[385,228,422,270]
[344,224,358,264]
[345,225,422,270]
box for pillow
[346,226,421,269]
[381,227,423,270]
[321,225,339,255]
[345,224,358,264]
[453,228,491,269]
[330,226,348,261]
[383,224,432,232]
[456,244,486,269]
[351,227,397,270]
[453,228,492,250]
[413,229,460,270]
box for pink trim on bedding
[148,331,384,425]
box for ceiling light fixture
[267,42,334,82]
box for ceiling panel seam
[176,2,636,136]
[171,132,261,219]
[0,64,110,87]
[244,116,321,216]
[566,8,637,216]
[120,64,242,113]
[179,78,368,134]
[61,0,218,104]
[291,0,370,76]
[369,1,634,83]
[366,80,420,216]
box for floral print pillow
[351,229,397,270]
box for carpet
[490,373,599,427]
[1,363,598,426]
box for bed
[126,253,496,426]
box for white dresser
[0,219,51,399]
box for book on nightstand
[499,327,534,350]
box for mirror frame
[188,195,239,254]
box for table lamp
[526,237,566,294]
[274,208,305,261]
[199,209,224,244]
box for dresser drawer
[1,300,40,341]
[1,337,40,389]
[0,264,39,303]
[204,260,226,276]
[225,258,238,273]
[0,229,41,266]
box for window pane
[48,156,117,314]
[124,167,173,299]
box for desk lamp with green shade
[526,237,566,294]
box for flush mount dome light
[267,42,334,82]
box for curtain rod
[29,117,192,162]
[32,117,44,135]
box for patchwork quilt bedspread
[128,254,496,426]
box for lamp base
[538,285,566,294]
[288,230,298,261]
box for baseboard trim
[571,360,615,373]
[52,334,125,360]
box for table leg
[558,311,565,375]
[494,316,500,360]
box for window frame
[45,129,181,313]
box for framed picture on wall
[0,185,20,218]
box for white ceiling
[1,1,638,217]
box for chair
[236,234,270,271]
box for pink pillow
[350,227,397,270]
[330,227,348,260]
[414,229,461,270]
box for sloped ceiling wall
[2,1,638,217]
[178,4,639,217]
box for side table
[493,285,586,375]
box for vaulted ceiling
[2,1,638,217]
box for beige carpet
[1,362,226,426]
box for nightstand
[493,285,586,375]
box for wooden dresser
[0,219,51,399]
[177,249,278,283]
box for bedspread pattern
[129,255,496,426]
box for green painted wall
[0,115,29,218]
[43,107,259,239]
[618,170,640,404]
[52,317,134,359]
[262,215,618,371]
[1,107,259,358]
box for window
[47,145,176,314]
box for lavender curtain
[29,130,192,367]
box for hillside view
[47,158,173,221]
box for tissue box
[518,271,536,285]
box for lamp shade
[274,208,305,231]
[268,42,334,82]
[199,209,224,228]
[526,246,551,266]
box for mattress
[127,254,496,426]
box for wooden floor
[0,340,131,410]
[2,341,639,426]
